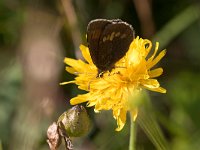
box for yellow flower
[61,36,166,131]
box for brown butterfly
[87,19,135,77]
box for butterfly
[87,19,135,77]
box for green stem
[129,114,135,150]
[0,140,2,150]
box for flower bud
[58,105,91,137]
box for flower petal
[66,67,77,75]
[147,49,166,69]
[143,86,167,93]
[80,45,94,64]
[114,108,127,131]
[70,94,90,105]
[60,81,75,85]
[140,79,160,88]
[148,68,163,78]
[146,42,159,62]
[143,39,152,57]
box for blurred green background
[0,0,200,150]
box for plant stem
[129,114,135,150]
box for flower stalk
[129,114,136,150]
